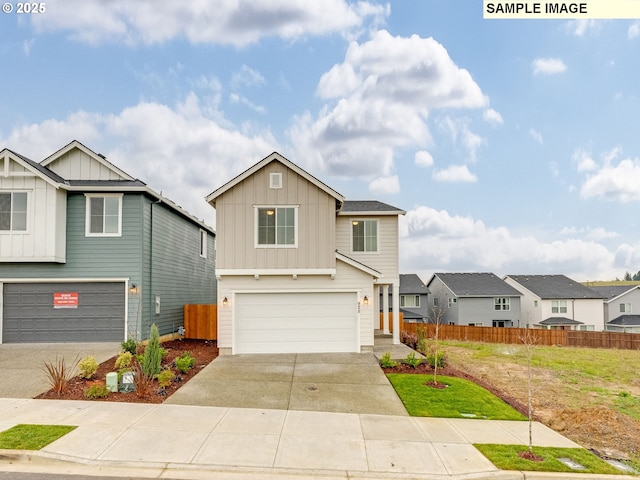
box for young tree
[428,291,447,386]
[518,327,541,456]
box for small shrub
[157,369,175,387]
[114,351,132,370]
[174,351,196,373]
[416,327,428,355]
[403,351,422,368]
[400,331,418,350]
[131,358,154,398]
[426,351,446,368]
[121,338,138,355]
[84,384,110,399]
[42,356,78,396]
[380,352,398,368]
[77,355,98,379]
[142,324,163,377]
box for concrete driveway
[0,343,119,398]
[165,352,409,416]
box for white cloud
[532,58,567,75]
[528,128,543,144]
[483,108,503,125]
[231,65,266,90]
[580,157,640,202]
[560,226,619,241]
[0,94,278,224]
[229,93,267,114]
[289,30,487,179]
[566,19,601,37]
[432,165,477,183]
[369,175,400,195]
[629,21,640,39]
[400,206,617,280]
[30,0,388,46]
[573,148,597,172]
[438,116,485,163]
[414,150,434,168]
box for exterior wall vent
[269,172,282,189]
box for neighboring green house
[0,140,216,343]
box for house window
[86,194,122,236]
[620,303,632,313]
[352,219,377,252]
[551,300,567,314]
[494,297,510,311]
[448,297,457,308]
[534,300,538,307]
[199,229,208,258]
[579,325,595,331]
[0,191,27,232]
[269,172,282,189]
[400,295,420,308]
[257,207,296,246]
[433,297,439,308]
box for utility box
[106,372,118,392]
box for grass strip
[0,424,76,450]
[474,444,625,474]
[386,374,525,420]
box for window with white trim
[448,297,457,308]
[257,207,296,246]
[199,229,208,258]
[551,300,567,314]
[352,219,377,252]
[494,297,510,311]
[620,303,632,313]
[400,295,420,308]
[86,194,122,236]
[0,191,27,232]
[269,172,282,189]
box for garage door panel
[235,292,358,354]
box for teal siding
[1,192,216,341]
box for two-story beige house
[206,152,404,355]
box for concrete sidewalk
[0,397,610,480]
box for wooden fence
[183,304,217,340]
[378,312,404,332]
[401,322,640,350]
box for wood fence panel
[378,312,404,332]
[183,304,217,340]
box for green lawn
[0,424,76,450]
[386,374,525,420]
[474,444,627,475]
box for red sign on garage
[53,292,79,308]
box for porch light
[129,284,138,295]
[352,220,359,226]
[363,296,369,306]
[266,210,275,215]
[222,296,229,307]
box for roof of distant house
[399,274,429,294]
[429,272,521,297]
[539,317,584,325]
[588,285,639,302]
[608,314,640,326]
[506,274,603,299]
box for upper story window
[0,191,27,232]
[269,172,282,189]
[400,295,420,308]
[494,297,510,311]
[551,300,567,314]
[620,303,632,313]
[352,219,377,252]
[448,297,457,308]
[256,206,297,246]
[199,229,208,258]
[86,194,122,237]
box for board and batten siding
[335,215,400,279]
[45,149,126,181]
[217,259,375,353]
[215,161,336,270]
[0,161,66,263]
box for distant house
[589,285,640,333]
[0,141,216,343]
[380,274,429,323]
[206,152,405,354]
[504,275,604,331]
[426,273,522,327]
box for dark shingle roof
[431,273,522,297]
[589,285,638,302]
[5,149,66,184]
[539,317,584,325]
[341,200,404,214]
[507,275,603,299]
[66,179,147,188]
[400,274,429,294]
[608,315,640,326]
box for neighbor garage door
[2,282,125,343]
[234,292,358,354]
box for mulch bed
[35,339,218,404]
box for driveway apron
[165,352,409,416]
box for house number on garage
[53,292,79,309]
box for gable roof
[1,148,66,187]
[506,274,603,299]
[399,274,429,294]
[588,285,640,303]
[339,200,405,216]
[608,314,640,326]
[428,272,521,297]
[206,151,344,207]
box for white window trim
[254,205,299,248]
[269,172,283,189]
[494,297,511,311]
[199,229,208,258]
[85,193,123,237]
[400,294,420,308]
[350,218,379,254]
[620,303,632,313]
[551,300,568,314]
[0,190,29,234]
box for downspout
[150,197,162,338]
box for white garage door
[235,292,358,354]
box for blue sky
[2,1,640,281]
